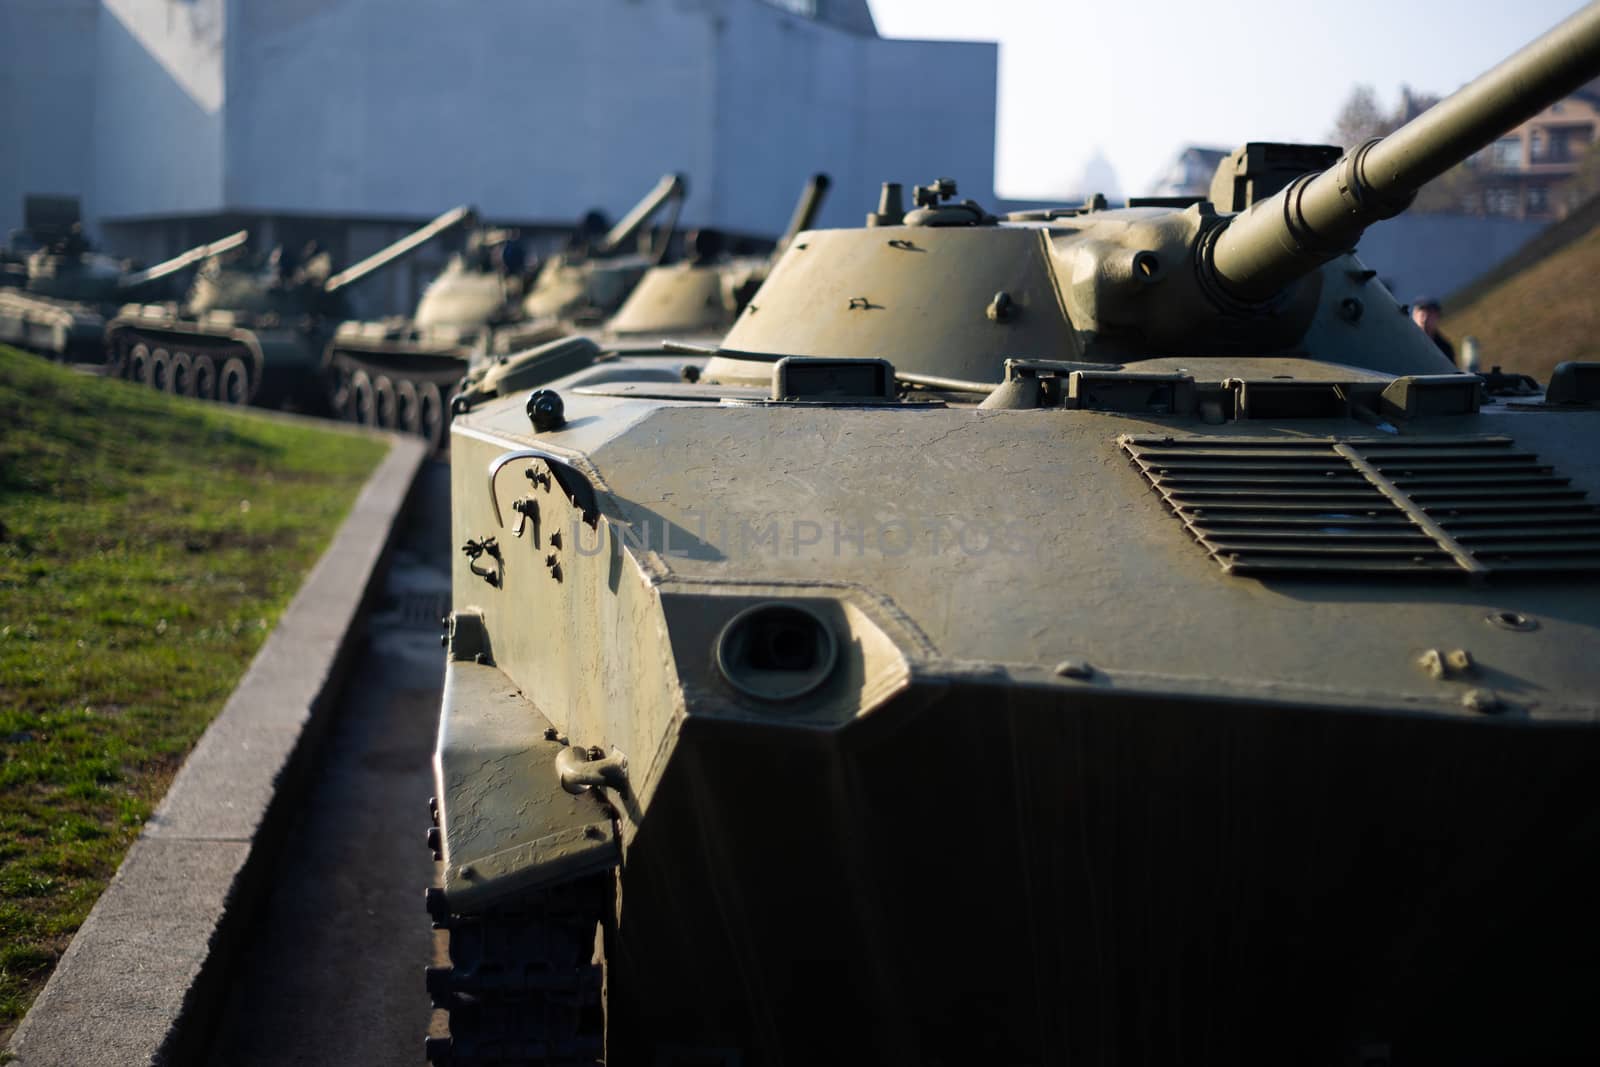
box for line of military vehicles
[12,5,1600,1065]
[0,172,827,449]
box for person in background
[1410,297,1456,364]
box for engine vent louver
[1120,435,1600,578]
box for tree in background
[1330,85,1479,212]
[1332,85,1392,148]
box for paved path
[206,460,451,1066]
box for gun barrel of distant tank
[120,229,249,289]
[776,173,832,252]
[596,174,688,258]
[1209,1,1600,303]
[324,204,476,293]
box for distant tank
[604,172,830,341]
[427,6,1600,1066]
[508,172,688,344]
[445,174,830,416]
[323,174,687,445]
[0,195,245,365]
[106,206,473,413]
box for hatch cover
[1120,435,1600,578]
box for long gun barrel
[775,173,832,254]
[1207,1,1600,303]
[120,229,249,289]
[596,173,688,259]
[325,204,476,293]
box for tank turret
[516,173,689,329]
[427,7,1600,1067]
[591,172,688,262]
[604,173,832,340]
[118,229,249,290]
[323,205,477,294]
[705,3,1600,388]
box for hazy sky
[868,0,1590,199]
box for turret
[1204,2,1600,304]
[324,205,477,293]
[593,173,687,262]
[120,230,249,290]
[709,3,1600,388]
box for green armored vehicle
[107,206,472,410]
[508,172,688,344]
[604,173,830,341]
[324,175,687,444]
[0,196,245,365]
[427,7,1600,1065]
[446,174,831,417]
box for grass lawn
[0,346,388,1041]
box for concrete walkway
[204,460,450,1065]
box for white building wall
[220,0,996,234]
[92,0,227,220]
[225,0,720,227]
[3,0,998,249]
[0,0,99,239]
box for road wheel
[418,381,445,450]
[129,343,152,385]
[192,354,217,401]
[350,369,376,425]
[327,363,352,419]
[219,356,251,406]
[150,348,171,391]
[374,375,398,429]
[396,379,421,435]
[104,339,128,378]
[168,352,194,396]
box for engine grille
[1120,435,1600,577]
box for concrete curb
[7,434,431,1067]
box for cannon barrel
[324,204,476,293]
[1208,1,1600,303]
[775,173,832,253]
[120,229,249,289]
[596,173,688,259]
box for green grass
[0,347,387,1039]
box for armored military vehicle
[107,206,473,410]
[444,174,831,419]
[508,172,688,345]
[0,196,246,365]
[604,173,830,341]
[324,175,687,444]
[427,7,1600,1065]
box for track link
[107,324,256,405]
[327,348,463,448]
[425,873,608,1066]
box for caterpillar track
[105,310,325,411]
[424,873,609,1067]
[324,337,467,449]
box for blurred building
[1475,79,1600,219]
[1,0,997,315]
[1146,146,1228,198]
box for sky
[867,0,1591,199]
